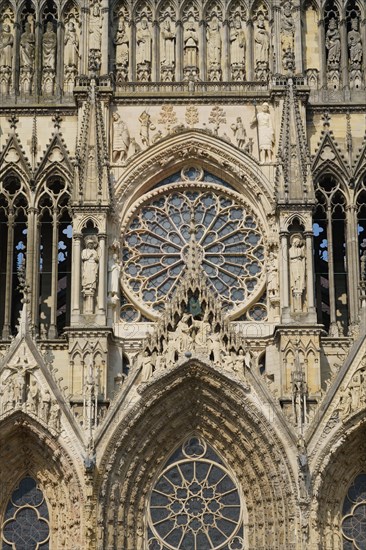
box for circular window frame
[146,435,245,550]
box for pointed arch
[97,360,298,549]
[310,421,366,549]
[115,130,274,224]
[0,412,84,549]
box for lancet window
[0,174,28,339]
[0,173,71,339]
[37,177,72,338]
[147,436,245,549]
[314,176,348,334]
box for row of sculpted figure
[114,10,271,82]
[0,13,79,95]
[325,12,364,89]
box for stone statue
[348,18,363,65]
[208,331,221,364]
[89,1,102,51]
[254,15,269,67]
[82,236,99,295]
[64,21,79,68]
[140,351,153,382]
[176,312,193,352]
[166,331,178,366]
[138,111,155,148]
[281,2,294,54]
[0,23,13,69]
[230,15,246,79]
[136,18,152,65]
[49,401,61,430]
[250,102,274,162]
[339,386,352,418]
[207,16,222,79]
[42,389,51,423]
[160,16,175,67]
[184,16,199,68]
[231,117,247,149]
[114,17,129,71]
[193,312,210,348]
[325,18,341,68]
[112,112,130,163]
[289,235,306,311]
[27,380,39,414]
[42,21,56,69]
[20,22,35,69]
[2,378,14,412]
[108,253,121,296]
[267,251,278,297]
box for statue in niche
[108,252,121,296]
[42,21,56,69]
[254,14,269,79]
[0,23,13,94]
[81,235,99,296]
[136,17,152,65]
[184,16,199,68]
[112,112,130,163]
[89,1,102,51]
[348,18,363,67]
[250,102,274,162]
[254,15,269,63]
[281,2,294,54]
[207,16,222,80]
[0,23,13,68]
[64,21,79,68]
[230,14,246,79]
[20,21,35,69]
[160,15,176,67]
[325,17,341,68]
[114,16,129,69]
[267,251,279,298]
[289,234,306,312]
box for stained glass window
[2,477,50,550]
[342,473,366,549]
[147,436,244,550]
[122,185,265,318]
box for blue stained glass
[2,477,49,550]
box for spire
[74,77,111,205]
[276,78,314,203]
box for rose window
[147,436,244,550]
[122,184,265,318]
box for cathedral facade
[0,0,366,548]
